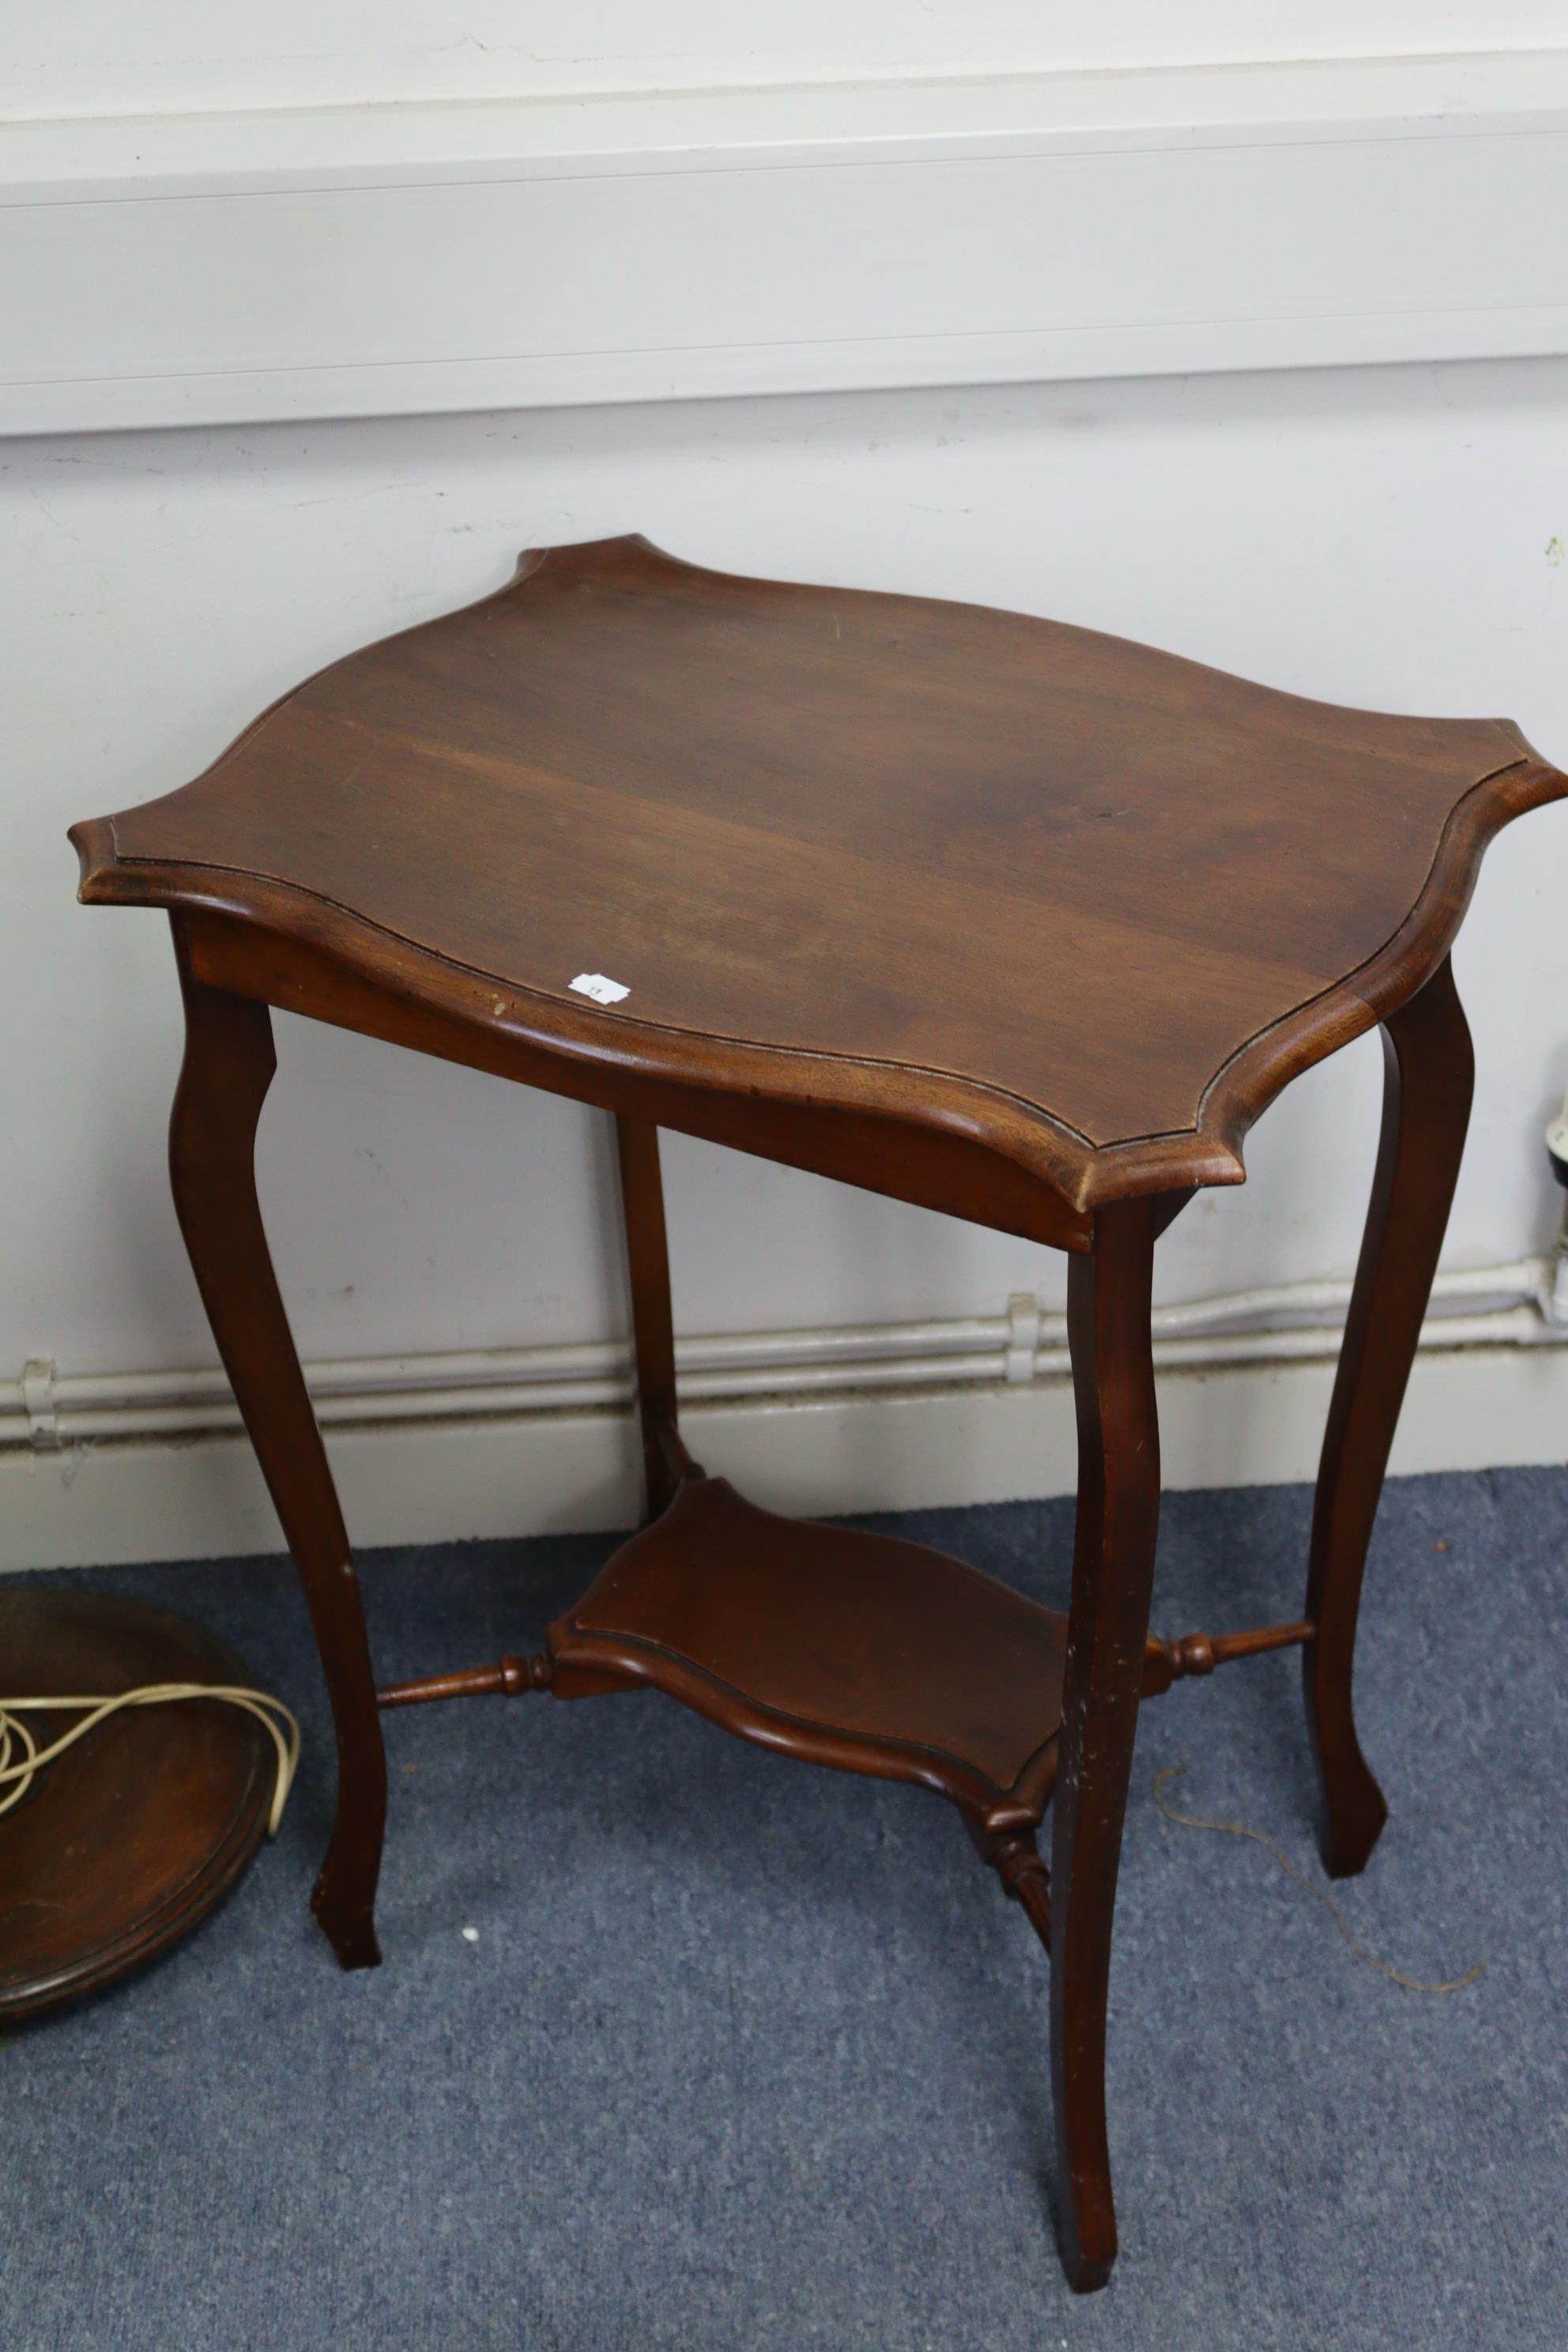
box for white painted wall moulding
[6,1258,1568,1570]
[3,47,1568,436]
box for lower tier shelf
[547,1476,1066,1832]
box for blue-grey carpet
[3,1467,1565,2350]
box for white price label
[569,972,631,1005]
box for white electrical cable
[0,1686,300,1835]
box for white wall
[6,5,1564,115]
[4,14,1568,1563]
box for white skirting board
[5,1340,1566,1575]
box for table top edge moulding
[70,533,1568,1225]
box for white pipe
[1539,1198,1568,1328]
[14,1261,1547,1418]
[5,1262,1560,1453]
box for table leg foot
[311,1873,383,1972]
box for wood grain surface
[71,535,1565,1215]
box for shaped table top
[73,536,1565,1212]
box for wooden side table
[71,538,1566,2290]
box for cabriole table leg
[612,1114,703,1520]
[168,922,386,1968]
[1050,1193,1164,2293]
[1303,955,1473,1878]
